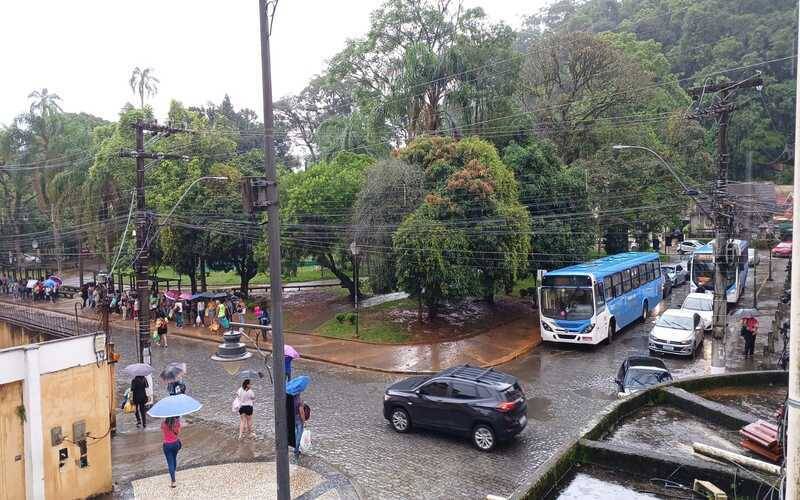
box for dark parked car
[615,356,673,397]
[661,269,674,298]
[383,365,527,451]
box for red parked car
[771,241,792,258]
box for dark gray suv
[383,365,527,451]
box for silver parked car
[677,239,703,255]
[661,262,689,285]
[649,309,704,358]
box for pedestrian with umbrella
[160,362,187,395]
[284,345,300,381]
[286,375,310,458]
[123,363,154,428]
[147,394,202,490]
[733,309,760,358]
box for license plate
[662,345,674,351]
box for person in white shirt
[237,379,256,439]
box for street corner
[130,459,359,500]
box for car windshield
[683,297,712,311]
[655,314,694,330]
[540,287,594,320]
[624,368,672,389]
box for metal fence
[0,303,101,339]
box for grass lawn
[152,265,328,287]
[315,316,410,343]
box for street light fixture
[611,145,702,202]
[211,330,253,375]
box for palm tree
[28,88,63,122]
[129,67,160,109]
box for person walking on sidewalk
[156,318,169,347]
[173,300,184,328]
[741,317,758,358]
[131,375,149,428]
[288,393,307,458]
[197,299,205,326]
[237,379,256,440]
[161,417,182,488]
[207,300,217,330]
[133,297,139,320]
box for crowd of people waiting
[1,274,61,302]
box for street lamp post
[350,240,360,339]
[613,144,729,374]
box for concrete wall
[0,325,112,499]
[0,321,44,350]
[40,363,112,500]
[0,381,25,500]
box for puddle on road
[526,396,554,421]
[573,387,618,402]
[699,385,787,421]
[605,405,742,459]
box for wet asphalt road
[111,254,782,499]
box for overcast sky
[1,0,548,126]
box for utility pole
[257,2,291,499]
[784,6,800,496]
[688,76,763,374]
[120,121,191,363]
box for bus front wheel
[604,321,616,345]
[641,301,649,322]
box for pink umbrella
[164,290,180,300]
[284,345,300,359]
[179,292,193,300]
[48,275,63,287]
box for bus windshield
[540,287,594,320]
[691,254,734,290]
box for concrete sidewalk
[0,296,540,374]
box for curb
[0,299,541,376]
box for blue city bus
[538,252,663,345]
[689,239,748,304]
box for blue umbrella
[147,394,202,418]
[286,375,310,396]
[44,278,56,289]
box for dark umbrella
[237,369,264,380]
[160,362,186,383]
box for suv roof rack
[444,364,514,386]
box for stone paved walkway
[0,293,540,374]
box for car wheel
[641,302,649,322]
[649,349,657,356]
[389,407,411,433]
[472,424,496,451]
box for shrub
[335,312,347,324]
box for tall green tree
[129,67,160,110]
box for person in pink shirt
[161,417,182,488]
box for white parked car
[748,248,760,267]
[649,309,704,358]
[677,239,704,255]
[681,293,713,331]
[661,262,689,285]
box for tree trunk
[320,253,356,299]
[200,258,207,291]
[483,274,495,304]
[78,234,84,287]
[188,257,198,294]
[239,273,250,299]
[50,206,63,275]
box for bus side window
[603,277,613,299]
[621,269,632,292]
[595,283,605,308]
[639,264,649,283]
[612,273,623,297]
[630,266,640,289]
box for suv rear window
[503,383,523,402]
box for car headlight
[542,322,553,332]
[384,394,391,401]
[583,323,595,333]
